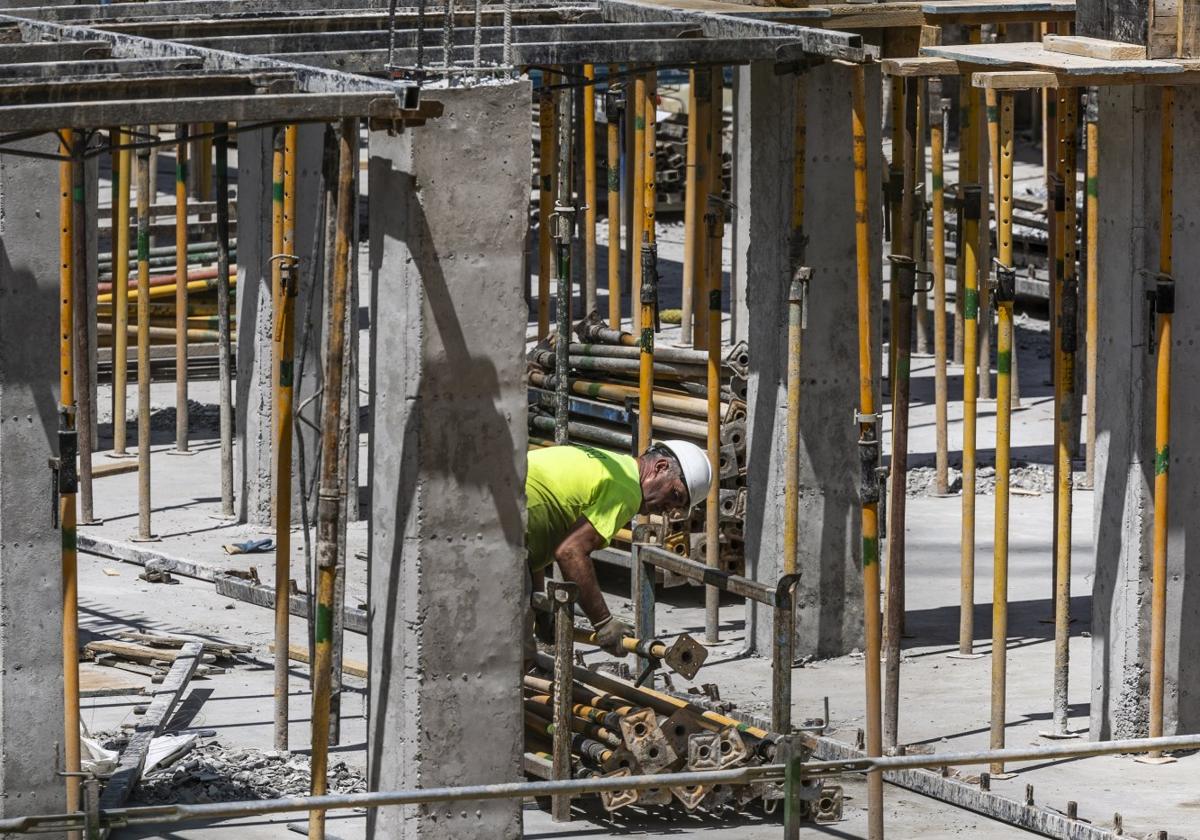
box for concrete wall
[236,125,356,529]
[0,137,68,831]
[366,81,530,839]
[1091,85,1200,738]
[742,62,882,659]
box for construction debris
[134,742,367,805]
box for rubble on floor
[133,741,367,805]
[906,463,1090,497]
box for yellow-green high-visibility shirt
[525,444,642,572]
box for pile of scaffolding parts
[523,651,842,822]
[528,312,749,574]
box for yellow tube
[852,65,883,840]
[174,125,190,453]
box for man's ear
[654,456,668,476]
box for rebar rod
[931,83,949,496]
[71,132,95,526]
[990,91,1016,774]
[851,64,884,840]
[309,117,356,840]
[58,130,82,840]
[1149,86,1175,758]
[442,0,454,71]
[214,125,234,518]
[173,124,190,454]
[113,127,132,457]
[135,130,154,541]
[472,0,482,70]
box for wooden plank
[100,642,203,809]
[882,55,961,75]
[923,40,1186,72]
[269,642,368,680]
[1043,33,1148,58]
[972,69,1061,88]
[80,663,147,698]
[85,640,216,667]
[93,460,139,479]
[114,630,251,656]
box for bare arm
[553,517,611,627]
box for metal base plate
[167,448,198,456]
[79,518,105,526]
[1133,754,1178,765]
[1038,730,1082,740]
[104,451,136,460]
[946,652,986,660]
[129,534,161,543]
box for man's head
[637,440,713,516]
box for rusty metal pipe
[309,118,356,840]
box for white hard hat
[658,440,713,509]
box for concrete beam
[741,60,881,659]
[0,134,68,831]
[366,81,530,839]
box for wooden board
[100,643,203,809]
[920,0,1074,23]
[882,55,961,75]
[1043,33,1148,59]
[80,663,147,698]
[972,69,1061,88]
[269,642,368,680]
[86,639,216,666]
[923,40,1187,73]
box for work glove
[593,615,631,658]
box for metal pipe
[528,371,727,420]
[692,68,713,351]
[990,91,1016,774]
[550,581,578,821]
[1149,86,1175,757]
[606,67,622,330]
[978,87,994,404]
[555,84,575,446]
[566,339,733,370]
[631,71,645,332]
[135,130,154,542]
[538,80,555,340]
[887,76,902,390]
[931,83,949,496]
[884,77,918,751]
[215,124,235,519]
[71,132,96,526]
[309,117,356,840]
[96,273,236,304]
[851,64,884,840]
[704,64,723,646]
[1084,89,1098,487]
[7,733,1200,836]
[583,64,597,317]
[112,127,132,457]
[58,130,82,840]
[912,79,928,358]
[681,67,700,347]
[273,124,299,753]
[957,77,982,657]
[173,124,190,454]
[1050,90,1078,739]
[637,68,657,460]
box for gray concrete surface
[0,134,69,831]
[366,81,530,840]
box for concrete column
[743,62,882,659]
[0,137,68,829]
[236,125,356,527]
[366,81,530,840]
[1092,85,1200,738]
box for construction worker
[526,440,712,658]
